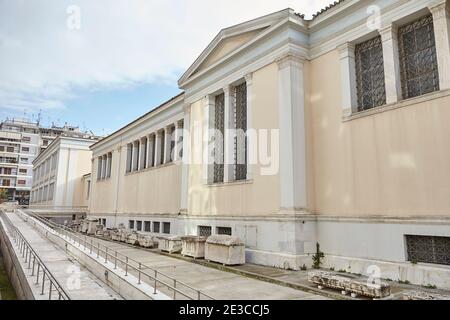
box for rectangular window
[399,15,440,99]
[48,183,55,201]
[162,222,170,234]
[169,126,175,162]
[6,146,14,153]
[0,146,4,151]
[19,168,27,174]
[129,220,135,230]
[107,153,112,178]
[102,219,107,226]
[22,147,30,152]
[214,93,225,183]
[217,227,232,236]
[17,180,26,185]
[355,36,386,111]
[153,221,160,233]
[136,220,142,231]
[2,179,10,186]
[144,221,151,232]
[22,136,31,142]
[97,157,102,180]
[160,132,165,165]
[150,135,156,167]
[406,235,450,266]
[4,168,12,175]
[133,141,139,171]
[126,143,133,173]
[198,226,212,237]
[234,82,247,181]
[141,138,147,170]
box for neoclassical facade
[89,0,450,288]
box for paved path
[89,236,328,300]
[4,213,122,300]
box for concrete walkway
[4,213,122,300]
[88,236,329,300]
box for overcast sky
[0,0,335,135]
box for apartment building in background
[0,118,98,204]
[88,0,450,289]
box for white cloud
[0,0,334,115]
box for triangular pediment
[179,9,298,87]
[194,28,268,74]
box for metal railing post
[41,272,46,295]
[114,251,117,269]
[154,270,157,294]
[105,247,108,263]
[125,257,128,276]
[138,262,141,284]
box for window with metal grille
[399,15,440,99]
[355,36,386,111]
[217,227,232,236]
[213,93,225,183]
[136,221,142,231]
[198,226,212,237]
[234,82,247,181]
[153,221,160,233]
[128,220,135,230]
[144,221,151,232]
[169,125,176,162]
[163,222,170,234]
[160,131,165,165]
[406,235,450,266]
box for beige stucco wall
[309,49,450,217]
[90,143,182,216]
[188,62,280,216]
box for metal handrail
[20,210,214,300]
[0,210,71,300]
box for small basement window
[129,220,135,230]
[153,222,160,233]
[163,222,170,234]
[216,227,232,236]
[144,221,151,232]
[136,221,142,231]
[406,235,450,266]
[198,226,212,237]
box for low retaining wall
[0,219,33,300]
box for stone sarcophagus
[204,235,245,266]
[158,235,182,253]
[181,236,207,258]
[138,234,157,248]
[308,271,391,299]
[402,291,450,300]
[126,232,139,245]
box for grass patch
[0,254,17,300]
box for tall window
[234,82,247,181]
[399,15,440,99]
[133,141,140,171]
[214,93,225,183]
[159,131,165,165]
[126,143,133,173]
[107,152,112,178]
[355,36,386,111]
[168,126,175,162]
[97,157,102,180]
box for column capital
[276,53,305,70]
[337,42,355,60]
[244,73,253,86]
[429,1,450,19]
[379,24,398,41]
